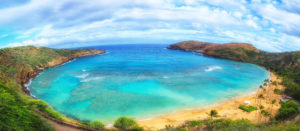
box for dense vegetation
[276,101,299,120]
[113,117,144,131]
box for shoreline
[21,49,105,96]
[24,58,78,98]
[138,72,285,130]
[21,49,106,130]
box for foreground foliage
[163,118,300,131]
[0,83,54,131]
[114,117,144,131]
[88,120,105,130]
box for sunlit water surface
[29,44,269,123]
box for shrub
[239,105,257,112]
[203,119,254,131]
[258,94,264,99]
[272,100,276,104]
[259,105,264,109]
[130,126,144,131]
[187,120,202,128]
[88,120,104,130]
[114,117,143,131]
[281,101,299,110]
[261,110,271,117]
[275,101,299,120]
[165,125,175,131]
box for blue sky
[0,0,300,52]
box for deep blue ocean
[29,44,269,123]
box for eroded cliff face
[17,66,37,94]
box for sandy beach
[138,72,286,130]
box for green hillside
[0,46,104,130]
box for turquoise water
[29,44,269,123]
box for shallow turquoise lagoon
[29,44,269,123]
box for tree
[259,105,264,110]
[209,110,218,118]
[263,82,267,86]
[264,79,270,83]
[114,117,143,131]
[258,94,264,99]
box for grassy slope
[0,83,54,131]
[0,46,103,130]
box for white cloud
[246,20,260,29]
[257,4,300,36]
[0,0,300,52]
[7,38,58,47]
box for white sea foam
[205,66,222,72]
[163,76,169,79]
[76,73,89,79]
[104,51,110,54]
[61,59,76,66]
[80,77,103,82]
[24,79,32,88]
[82,69,86,72]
